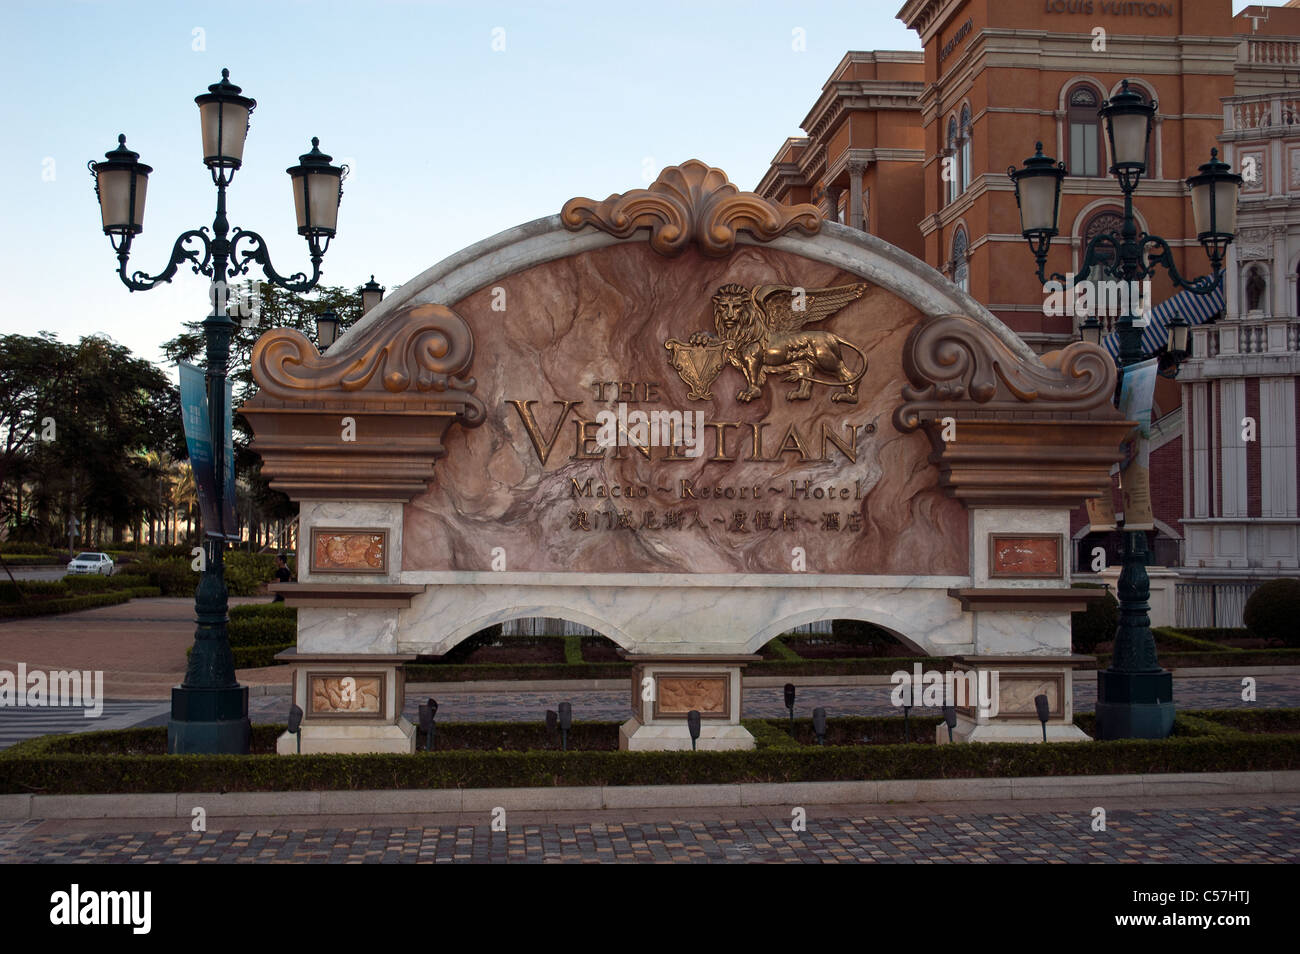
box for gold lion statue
[687,282,869,403]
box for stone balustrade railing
[1239,36,1300,67]
[1191,317,1300,361]
[1224,90,1300,131]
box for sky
[0,0,1263,367]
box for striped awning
[1102,283,1224,360]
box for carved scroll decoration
[561,159,821,258]
[251,303,486,426]
[894,313,1118,431]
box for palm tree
[173,462,198,543]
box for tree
[0,333,182,547]
[162,280,365,545]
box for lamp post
[89,68,347,754]
[315,309,340,352]
[361,275,385,315]
[1008,79,1241,740]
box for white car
[67,552,114,576]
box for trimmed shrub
[1,717,1296,794]
[224,552,280,597]
[232,644,294,668]
[62,574,115,594]
[0,580,69,603]
[761,638,801,661]
[0,590,132,619]
[1243,578,1300,646]
[1071,583,1118,653]
[1175,628,1250,643]
[230,602,297,622]
[562,635,584,665]
[0,542,57,554]
[1152,627,1234,652]
[1187,707,1300,735]
[136,557,197,596]
[227,617,296,646]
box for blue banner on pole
[179,363,238,539]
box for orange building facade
[760,0,1300,619]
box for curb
[2,770,1296,820]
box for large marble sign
[244,160,1130,754]
[402,243,968,577]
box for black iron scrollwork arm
[119,229,212,291]
[1138,234,1223,296]
[228,228,321,292]
[1071,231,1125,287]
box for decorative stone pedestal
[620,655,757,751]
[937,654,1093,744]
[275,652,416,754]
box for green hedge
[2,722,1295,794]
[1092,649,1300,669]
[0,542,58,554]
[0,590,132,619]
[227,617,296,646]
[184,642,294,669]
[1153,627,1235,652]
[403,655,945,683]
[134,552,280,598]
[229,603,297,622]
[761,638,802,661]
[1244,578,1300,646]
[0,580,69,603]
[1174,628,1250,643]
[1185,707,1300,734]
[562,635,584,665]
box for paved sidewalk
[0,597,286,699]
[1,794,1294,863]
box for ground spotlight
[687,709,701,750]
[287,703,303,754]
[1035,694,1050,742]
[902,683,913,743]
[558,701,572,751]
[942,705,957,743]
[812,707,827,745]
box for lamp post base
[1095,669,1174,740]
[167,685,251,754]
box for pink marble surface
[402,243,968,575]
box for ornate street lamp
[1007,79,1241,740]
[89,68,347,755]
[361,275,385,315]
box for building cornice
[897,0,967,47]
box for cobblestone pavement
[1,797,1294,863]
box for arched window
[959,105,972,193]
[1067,84,1103,177]
[1245,265,1267,314]
[946,116,959,205]
[951,227,969,292]
[1081,209,1123,283]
